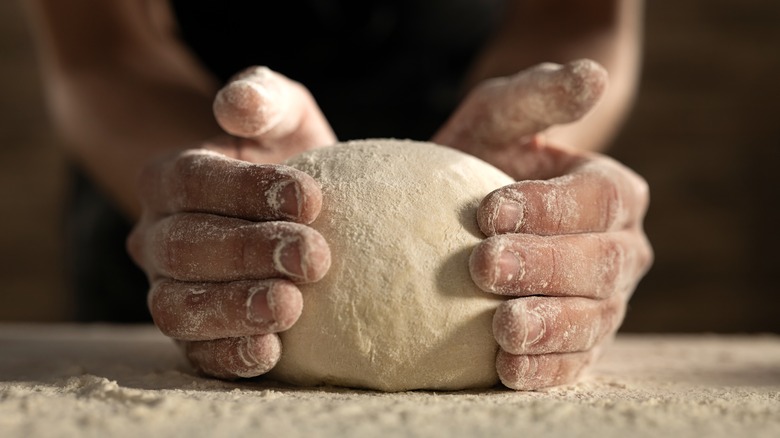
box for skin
[26,0,651,389]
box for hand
[434,60,653,390]
[127,67,335,379]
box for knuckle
[521,180,569,235]
[601,178,623,230]
[597,237,625,296]
[541,243,560,291]
[639,234,655,271]
[552,353,588,386]
[147,280,177,336]
[623,231,654,290]
[236,225,265,276]
[236,230,253,275]
[596,159,641,229]
[606,296,627,329]
[125,225,145,268]
[618,163,651,218]
[634,174,651,202]
[155,214,201,279]
[629,175,651,219]
[171,153,203,209]
[183,340,224,378]
[158,225,184,277]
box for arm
[25,0,221,217]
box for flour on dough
[267,139,513,391]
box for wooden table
[1,324,778,437]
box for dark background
[1,1,778,332]
[611,1,779,332]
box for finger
[469,231,653,298]
[213,66,336,148]
[433,59,607,150]
[140,214,330,282]
[492,295,624,356]
[496,349,596,390]
[184,335,281,379]
[149,279,302,341]
[477,155,650,236]
[138,149,322,222]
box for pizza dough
[267,139,513,391]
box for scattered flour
[1,325,779,438]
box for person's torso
[171,0,505,139]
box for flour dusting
[2,325,778,438]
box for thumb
[433,59,607,151]
[213,66,337,151]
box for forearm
[465,0,644,152]
[46,65,220,219]
[25,0,220,218]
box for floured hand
[127,67,334,379]
[434,60,653,390]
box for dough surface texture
[268,139,513,391]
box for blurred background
[1,1,777,332]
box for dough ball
[267,139,513,391]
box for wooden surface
[1,324,779,438]
[1,1,779,331]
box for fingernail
[496,251,522,289]
[521,309,546,350]
[271,180,301,218]
[495,301,544,354]
[247,286,274,323]
[234,66,274,83]
[495,200,523,233]
[274,238,306,280]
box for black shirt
[172,0,503,139]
